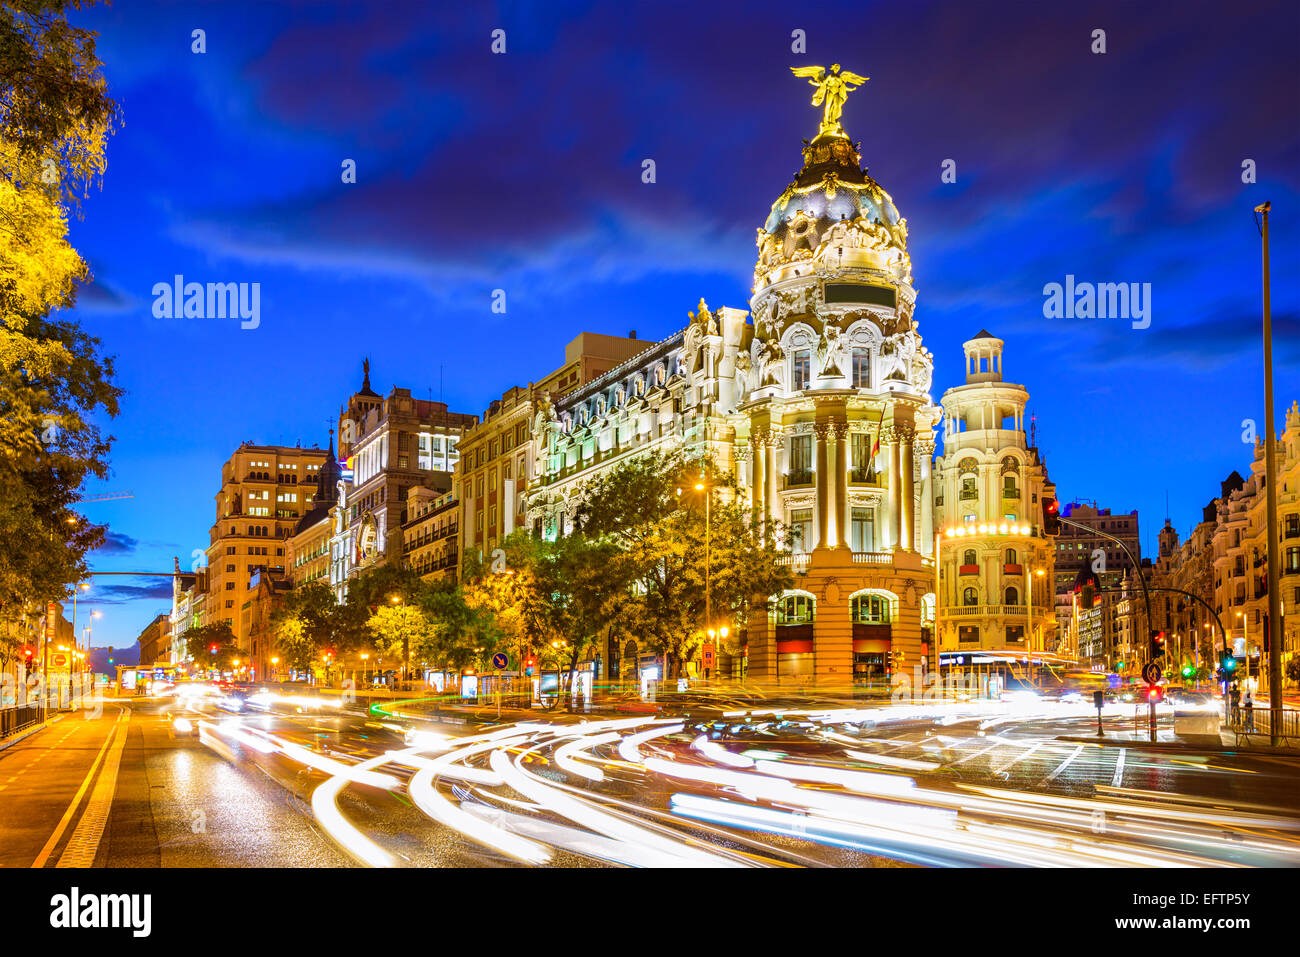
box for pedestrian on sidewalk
[1243,689,1255,733]
[1230,684,1241,726]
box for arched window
[776,593,815,625]
[963,549,977,566]
[851,594,894,624]
[1005,586,1020,606]
[1005,547,1017,565]
[962,587,978,606]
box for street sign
[1141,662,1162,685]
[491,652,508,670]
[52,654,67,667]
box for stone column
[764,430,780,532]
[814,424,830,549]
[886,427,901,551]
[918,436,934,555]
[899,423,916,552]
[750,435,765,526]
[833,423,849,551]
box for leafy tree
[271,579,366,666]
[366,604,433,679]
[183,622,240,672]
[0,1,120,628]
[419,584,501,676]
[575,452,792,679]
[1286,656,1300,685]
[270,615,316,674]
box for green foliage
[183,621,240,671]
[0,1,120,627]
[573,451,793,677]
[418,584,501,674]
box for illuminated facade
[527,78,946,685]
[403,486,460,584]
[205,442,330,655]
[933,332,1058,676]
[1210,402,1300,688]
[331,362,477,600]
[460,333,648,563]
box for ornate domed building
[734,70,942,684]
[526,68,1058,688]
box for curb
[1057,734,1300,758]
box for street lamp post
[1026,567,1045,690]
[1254,201,1283,743]
[678,475,713,681]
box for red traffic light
[1147,687,1164,703]
[22,646,34,659]
[1153,631,1166,646]
[209,644,218,654]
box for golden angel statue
[791,63,869,137]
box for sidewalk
[0,711,67,753]
[1057,732,1300,758]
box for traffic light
[1147,686,1164,704]
[1041,497,1061,535]
[1181,662,1194,679]
[1149,630,1166,660]
[209,644,218,654]
[22,645,34,661]
[1219,652,1236,675]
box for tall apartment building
[1210,402,1300,686]
[205,442,330,654]
[1052,503,1142,606]
[331,362,477,599]
[1150,475,1241,674]
[459,332,651,562]
[933,331,1057,676]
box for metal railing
[1224,704,1300,744]
[0,703,47,740]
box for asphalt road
[3,689,1297,868]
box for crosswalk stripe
[1043,745,1085,782]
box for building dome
[753,132,912,296]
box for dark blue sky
[65,0,1299,649]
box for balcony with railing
[946,604,1029,617]
[776,553,812,573]
[851,551,892,564]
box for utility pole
[1256,201,1283,744]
